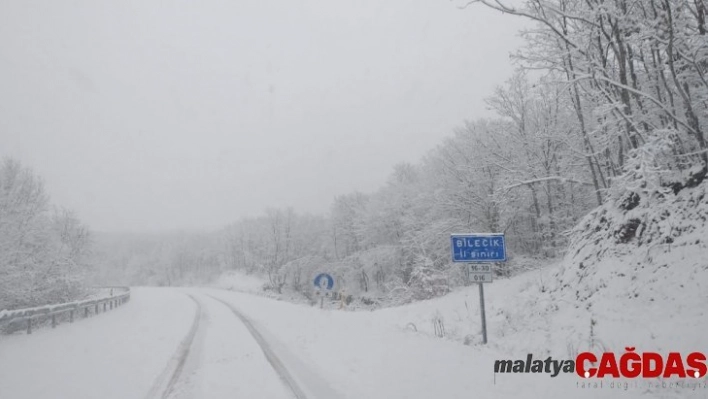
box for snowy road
[152,293,306,399]
[0,287,700,399]
[0,289,303,399]
[0,288,351,399]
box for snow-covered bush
[279,255,327,294]
[408,257,450,300]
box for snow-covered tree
[0,159,91,309]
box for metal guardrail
[0,287,131,334]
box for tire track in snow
[144,293,202,399]
[208,294,309,399]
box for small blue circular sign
[313,273,334,290]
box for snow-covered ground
[2,282,705,398]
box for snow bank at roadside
[211,269,316,304]
[545,177,708,354]
[212,270,267,294]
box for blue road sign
[451,234,506,262]
[313,273,334,290]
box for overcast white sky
[0,0,528,232]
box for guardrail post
[52,314,57,328]
[103,302,106,311]
[85,307,89,318]
[27,318,32,334]
[95,304,99,313]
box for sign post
[450,233,506,344]
[313,273,334,309]
[478,282,487,344]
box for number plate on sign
[470,273,493,283]
[468,264,492,273]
